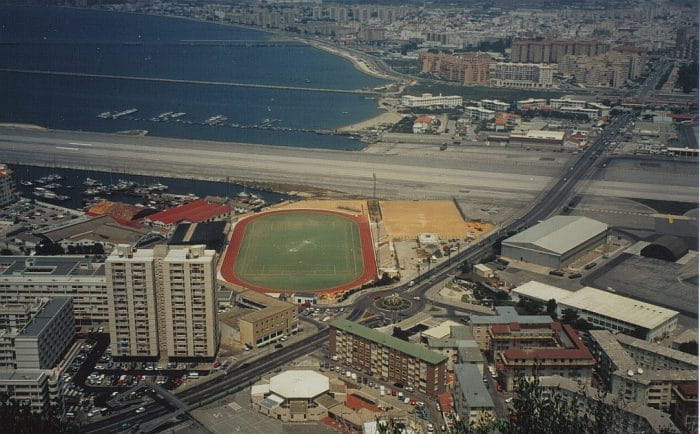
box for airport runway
[0,127,694,202]
[0,128,558,200]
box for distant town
[0,0,697,434]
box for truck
[351,373,357,381]
[346,371,352,378]
[380,385,385,396]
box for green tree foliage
[515,298,544,315]
[560,308,579,325]
[546,299,557,320]
[0,393,78,434]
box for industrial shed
[641,235,688,262]
[501,216,608,268]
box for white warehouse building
[501,216,608,268]
[511,281,679,342]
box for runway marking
[55,146,79,151]
[68,142,94,147]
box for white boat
[19,181,33,186]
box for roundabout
[374,295,412,312]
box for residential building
[464,106,495,122]
[234,290,298,348]
[588,330,697,411]
[480,99,510,111]
[329,319,447,396]
[0,256,109,325]
[0,164,14,207]
[469,306,552,351]
[419,51,493,84]
[453,364,495,426]
[501,216,608,268]
[106,244,219,360]
[13,298,74,370]
[512,282,679,341]
[494,322,595,391]
[508,130,566,147]
[539,376,680,434]
[400,93,463,108]
[559,51,643,88]
[516,98,547,110]
[671,383,697,433]
[489,63,555,88]
[511,39,609,64]
[161,245,218,359]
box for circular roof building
[269,370,330,400]
[641,235,688,262]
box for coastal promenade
[0,68,380,95]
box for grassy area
[405,81,577,102]
[233,212,364,291]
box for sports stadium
[219,209,378,297]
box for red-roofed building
[143,199,231,230]
[87,200,155,226]
[437,392,453,413]
[491,322,595,391]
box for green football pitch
[233,211,365,292]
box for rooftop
[18,297,71,337]
[330,319,447,365]
[470,306,552,326]
[503,216,608,256]
[513,282,679,331]
[616,333,698,367]
[145,199,230,225]
[0,256,105,278]
[269,370,329,399]
[454,364,494,409]
[40,215,150,245]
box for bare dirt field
[379,200,492,240]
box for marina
[96,108,366,138]
[10,164,289,213]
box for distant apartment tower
[420,52,493,84]
[0,164,15,207]
[106,244,218,360]
[489,63,555,88]
[511,40,609,64]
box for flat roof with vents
[513,281,679,331]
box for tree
[0,392,78,434]
[546,299,557,320]
[0,248,12,256]
[678,340,698,356]
[515,298,544,315]
[561,308,579,325]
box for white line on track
[68,142,94,147]
[55,146,79,151]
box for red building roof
[145,199,230,225]
[502,324,594,362]
[438,392,453,412]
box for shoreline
[47,5,402,137]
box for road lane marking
[68,142,94,147]
[55,146,79,151]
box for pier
[0,68,379,95]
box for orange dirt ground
[380,200,491,240]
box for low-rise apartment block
[235,290,298,348]
[469,306,552,351]
[493,322,595,391]
[539,376,679,434]
[401,93,462,108]
[588,330,698,411]
[489,63,555,88]
[329,319,447,396]
[454,363,495,426]
[0,256,109,324]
